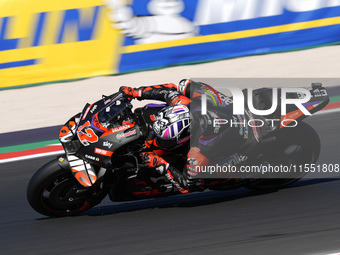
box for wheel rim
[40,173,91,214]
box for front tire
[27,158,106,217]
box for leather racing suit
[120,79,262,193]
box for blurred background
[1,1,340,254]
[1,0,340,132]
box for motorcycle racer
[120,79,262,193]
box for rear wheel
[27,158,107,217]
[245,121,320,191]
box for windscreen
[97,96,127,125]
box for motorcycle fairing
[59,93,142,187]
[280,85,329,127]
[67,155,97,187]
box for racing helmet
[152,105,190,150]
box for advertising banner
[1,0,340,89]
[0,0,122,89]
[115,0,340,72]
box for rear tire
[245,121,320,191]
[27,158,106,217]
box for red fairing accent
[82,104,93,120]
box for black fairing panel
[77,126,142,165]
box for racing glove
[140,152,169,174]
[140,152,189,193]
[119,86,141,98]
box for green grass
[0,139,60,153]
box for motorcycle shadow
[82,178,339,217]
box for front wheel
[27,157,107,217]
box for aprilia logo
[313,89,327,97]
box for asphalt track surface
[1,112,340,255]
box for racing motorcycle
[27,83,329,217]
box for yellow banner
[0,0,122,89]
